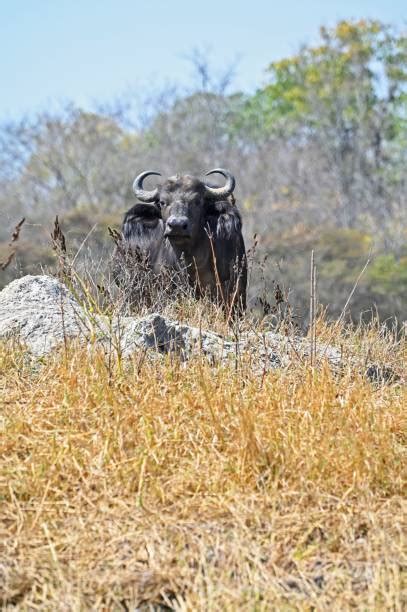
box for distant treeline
[1,20,406,323]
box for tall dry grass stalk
[309,249,317,366]
[0,316,406,610]
[0,218,25,271]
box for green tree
[238,20,407,228]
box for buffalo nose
[167,216,189,231]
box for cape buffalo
[114,168,247,313]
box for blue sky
[1,0,405,119]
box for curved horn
[204,168,236,200]
[132,170,161,202]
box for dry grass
[0,319,406,610]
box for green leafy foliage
[241,20,407,136]
[368,253,407,297]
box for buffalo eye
[159,201,167,207]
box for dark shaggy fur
[114,175,247,313]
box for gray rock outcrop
[0,275,85,356]
[0,275,341,370]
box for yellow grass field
[0,321,406,610]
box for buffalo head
[132,169,236,245]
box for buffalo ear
[204,199,226,218]
[132,203,162,220]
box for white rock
[0,275,341,370]
[0,275,85,356]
